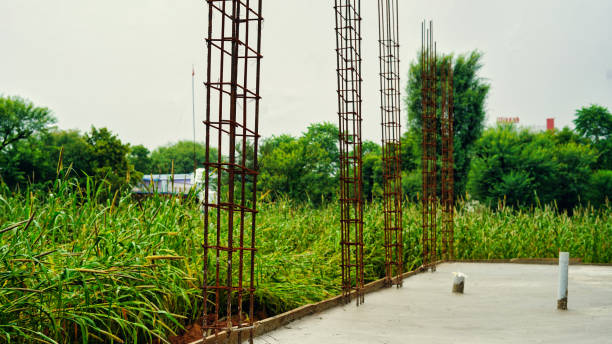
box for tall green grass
[0,178,610,343]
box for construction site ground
[253,262,612,344]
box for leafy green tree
[151,141,212,174]
[362,150,382,201]
[1,126,136,193]
[86,127,129,171]
[361,140,382,200]
[129,145,153,173]
[399,131,419,172]
[259,134,295,157]
[0,95,138,193]
[259,136,303,199]
[401,169,421,201]
[362,140,381,156]
[554,126,587,145]
[551,141,599,210]
[574,105,612,169]
[0,145,29,186]
[258,123,339,203]
[22,130,91,185]
[574,105,612,142]
[467,125,597,210]
[587,170,612,207]
[85,127,135,192]
[301,122,339,162]
[0,96,57,185]
[0,95,56,152]
[1,129,99,187]
[53,130,94,176]
[405,50,490,195]
[300,122,339,187]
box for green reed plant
[0,176,610,343]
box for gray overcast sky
[1,0,611,149]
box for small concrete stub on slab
[254,263,612,344]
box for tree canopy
[1,89,609,211]
[467,125,598,210]
[574,104,612,169]
[150,141,210,175]
[405,50,490,195]
[129,145,153,173]
[1,123,136,192]
[0,95,56,152]
[258,123,339,203]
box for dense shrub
[467,125,598,210]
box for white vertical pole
[192,65,197,176]
[557,252,569,310]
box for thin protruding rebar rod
[447,64,454,260]
[421,20,437,269]
[334,0,365,306]
[441,62,454,260]
[193,65,197,175]
[377,0,403,287]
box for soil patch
[168,323,203,344]
[168,311,268,344]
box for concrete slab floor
[254,263,612,344]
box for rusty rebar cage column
[377,0,403,287]
[202,0,263,342]
[334,0,365,305]
[441,63,455,260]
[421,21,437,269]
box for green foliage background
[405,50,490,196]
[467,125,599,210]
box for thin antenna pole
[192,65,197,176]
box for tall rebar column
[441,62,455,261]
[202,0,263,342]
[421,21,437,269]
[334,0,365,305]
[377,0,403,287]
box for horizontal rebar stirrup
[377,0,403,287]
[421,21,437,269]
[202,0,263,343]
[441,62,455,261]
[334,0,365,305]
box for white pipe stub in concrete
[558,252,569,310]
[452,272,465,293]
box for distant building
[497,116,520,124]
[496,116,556,132]
[133,168,216,202]
[137,173,193,195]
